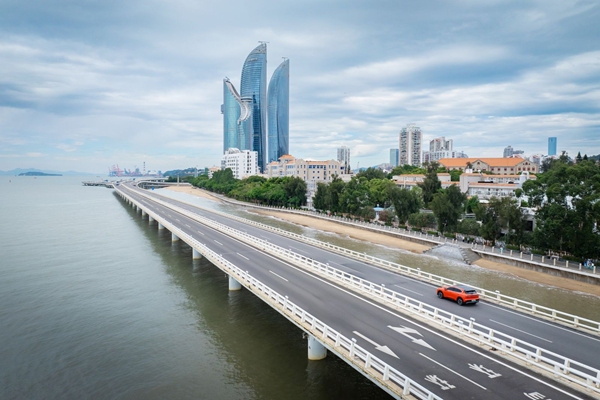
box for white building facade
[221,148,259,179]
[399,124,422,166]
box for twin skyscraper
[222,43,289,172]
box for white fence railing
[116,189,442,400]
[122,186,600,395]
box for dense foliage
[189,169,307,207]
[523,157,600,259]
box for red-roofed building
[438,157,538,175]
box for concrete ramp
[425,244,480,265]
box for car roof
[454,285,476,291]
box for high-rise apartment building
[399,124,422,166]
[241,43,267,171]
[390,148,399,167]
[267,59,289,164]
[429,137,453,153]
[337,146,351,173]
[548,137,557,156]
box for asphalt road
[116,183,597,400]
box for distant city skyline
[1,1,599,173]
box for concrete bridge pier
[158,222,164,230]
[192,248,202,259]
[141,210,147,217]
[228,275,242,291]
[307,335,327,360]
[172,232,179,242]
[149,216,154,223]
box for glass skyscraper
[222,78,253,153]
[240,43,267,171]
[548,137,557,156]
[267,58,289,164]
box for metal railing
[116,188,442,400]
[122,186,600,395]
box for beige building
[438,157,538,175]
[392,171,536,200]
[392,173,454,189]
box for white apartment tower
[399,124,422,166]
[221,148,259,179]
[337,146,351,173]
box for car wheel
[437,291,444,299]
[457,297,464,306]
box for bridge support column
[172,232,179,242]
[158,222,164,230]
[141,210,146,217]
[149,216,154,223]
[193,248,202,259]
[308,335,327,360]
[228,275,242,291]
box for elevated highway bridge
[114,182,600,400]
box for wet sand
[165,186,600,296]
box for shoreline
[165,186,600,297]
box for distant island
[18,172,62,177]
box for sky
[1,0,599,174]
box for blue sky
[1,0,599,174]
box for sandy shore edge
[165,186,600,297]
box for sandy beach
[165,186,600,296]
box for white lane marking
[289,245,310,255]
[352,330,399,359]
[237,253,249,261]
[488,319,553,343]
[214,240,223,246]
[185,224,191,228]
[485,302,600,343]
[419,353,487,391]
[269,270,289,282]
[197,231,205,235]
[393,284,424,297]
[388,326,435,350]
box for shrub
[506,244,520,251]
[444,233,456,239]
[427,230,438,236]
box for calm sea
[0,176,387,400]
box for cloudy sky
[1,0,599,174]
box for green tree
[457,219,480,236]
[368,179,395,208]
[313,182,329,211]
[356,167,386,181]
[429,184,466,234]
[524,158,600,259]
[339,177,370,215]
[408,212,436,229]
[418,162,442,206]
[390,187,421,224]
[283,177,307,207]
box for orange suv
[437,285,479,306]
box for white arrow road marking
[352,331,399,359]
[388,326,436,351]
[420,353,487,390]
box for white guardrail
[116,189,441,400]
[123,186,600,395]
